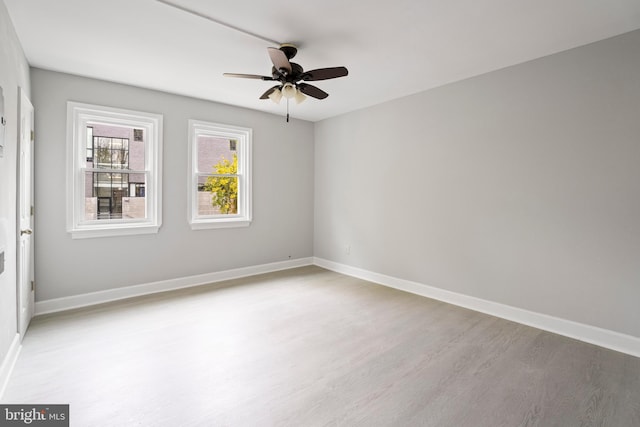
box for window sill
[189,219,251,230]
[69,223,161,239]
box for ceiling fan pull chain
[286,98,290,123]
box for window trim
[66,102,163,239]
[188,119,252,229]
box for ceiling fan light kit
[281,83,297,99]
[224,43,348,122]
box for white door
[17,88,34,337]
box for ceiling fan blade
[297,83,329,99]
[259,85,282,99]
[268,47,292,74]
[224,73,274,80]
[302,66,348,81]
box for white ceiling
[5,0,640,122]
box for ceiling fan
[224,44,348,120]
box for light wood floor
[2,266,639,426]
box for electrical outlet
[345,245,351,255]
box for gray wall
[32,68,314,301]
[315,30,640,338]
[0,0,30,365]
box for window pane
[87,124,145,170]
[198,176,239,215]
[197,136,238,174]
[84,172,146,221]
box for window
[188,120,252,229]
[67,102,162,238]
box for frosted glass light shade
[281,83,296,99]
[268,88,282,104]
[294,90,307,104]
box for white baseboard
[35,257,314,315]
[313,257,640,358]
[0,333,21,400]
[32,255,640,358]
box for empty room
[1,0,639,425]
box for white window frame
[66,102,163,239]
[188,120,252,229]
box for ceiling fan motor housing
[279,43,298,59]
[272,63,304,82]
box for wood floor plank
[2,266,639,426]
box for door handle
[20,229,33,235]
